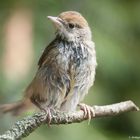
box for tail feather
[0,99,32,116]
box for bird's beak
[47,16,63,29]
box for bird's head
[48,11,92,42]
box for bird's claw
[78,103,95,124]
[42,107,55,126]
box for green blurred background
[0,0,140,140]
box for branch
[0,100,139,140]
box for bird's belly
[63,43,97,102]
[59,57,96,112]
[75,60,96,100]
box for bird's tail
[0,98,32,116]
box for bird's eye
[68,23,75,29]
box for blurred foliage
[0,0,140,140]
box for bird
[0,11,97,121]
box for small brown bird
[0,11,97,119]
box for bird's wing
[38,38,58,68]
[25,38,70,108]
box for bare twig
[0,100,139,140]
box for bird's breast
[58,40,96,68]
[57,40,97,88]
[56,40,97,101]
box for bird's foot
[30,98,54,126]
[42,107,55,126]
[78,103,95,124]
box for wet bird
[0,11,97,121]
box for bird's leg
[78,103,95,124]
[44,107,52,126]
[30,98,53,126]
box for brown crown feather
[58,11,88,28]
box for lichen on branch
[0,100,139,140]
